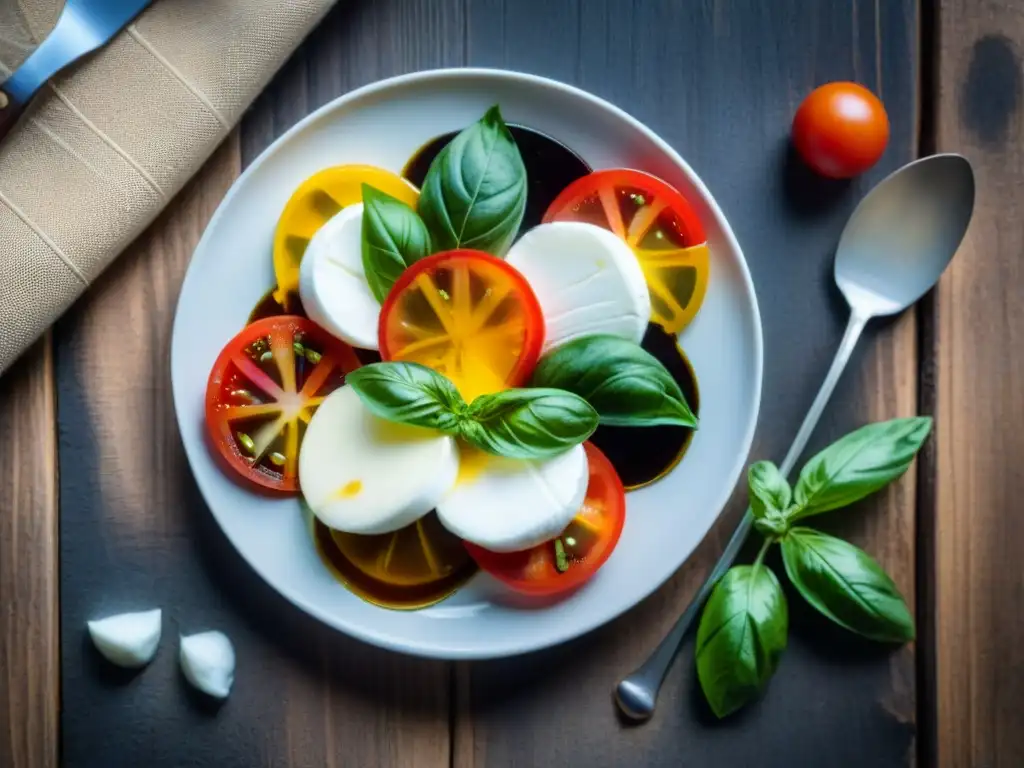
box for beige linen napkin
[0,0,336,373]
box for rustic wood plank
[57,2,465,766]
[454,1,920,766]
[931,3,1024,766]
[0,337,58,768]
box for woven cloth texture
[0,0,335,373]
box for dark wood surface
[11,0,1021,765]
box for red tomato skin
[792,82,890,179]
[463,442,626,597]
[542,168,706,246]
[204,315,359,494]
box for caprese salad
[204,106,710,608]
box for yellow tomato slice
[379,250,545,402]
[271,165,419,306]
[330,513,473,588]
[542,168,710,334]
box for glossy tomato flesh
[378,249,545,402]
[464,443,626,597]
[543,168,710,334]
[205,315,361,493]
[792,82,890,179]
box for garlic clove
[179,630,235,699]
[87,609,162,668]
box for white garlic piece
[179,631,235,699]
[87,609,162,668]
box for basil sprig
[696,416,930,718]
[345,362,596,460]
[696,562,788,718]
[417,105,527,256]
[360,184,432,302]
[530,334,697,427]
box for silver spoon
[615,153,975,722]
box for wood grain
[0,337,58,768]
[931,2,1024,766]
[454,1,921,767]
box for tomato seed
[237,432,256,454]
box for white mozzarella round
[299,386,458,535]
[506,221,650,351]
[298,203,380,349]
[436,443,589,552]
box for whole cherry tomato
[792,82,890,179]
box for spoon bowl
[836,154,975,317]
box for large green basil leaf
[361,184,432,302]
[460,388,598,459]
[695,564,788,718]
[345,362,465,432]
[529,335,697,427]
[790,417,932,520]
[781,528,914,643]
[417,105,527,255]
[748,461,791,520]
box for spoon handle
[615,309,870,721]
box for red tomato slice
[378,249,545,402]
[464,443,626,596]
[543,168,711,334]
[205,316,361,493]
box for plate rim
[171,66,764,659]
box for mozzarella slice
[299,385,459,534]
[436,444,589,552]
[298,203,380,349]
[87,609,162,668]
[180,631,235,699]
[506,221,650,351]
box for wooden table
[1,1,1020,765]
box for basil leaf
[781,528,914,643]
[529,335,697,427]
[695,564,788,718]
[748,461,791,520]
[345,362,465,432]
[417,105,527,256]
[459,388,598,459]
[790,417,932,520]
[361,184,432,302]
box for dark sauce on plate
[313,512,477,610]
[402,124,592,231]
[590,323,700,490]
[248,288,300,324]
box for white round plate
[171,69,762,659]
